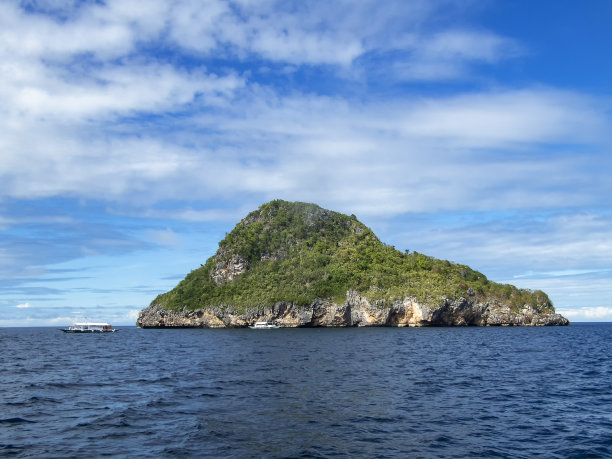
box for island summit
[137,200,569,328]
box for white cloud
[400,89,608,146]
[514,269,612,279]
[558,307,612,321]
[393,29,523,81]
[49,316,75,324]
[167,0,231,54]
[123,206,249,223]
[8,1,598,215]
[16,302,31,308]
[6,61,243,121]
[203,89,610,215]
[1,83,610,217]
[581,307,612,319]
[421,30,521,62]
[1,0,520,93]
[0,1,244,131]
[0,0,168,59]
[146,229,181,248]
[167,0,367,65]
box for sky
[1,0,611,326]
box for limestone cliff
[137,290,569,328]
[137,200,569,328]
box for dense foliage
[153,200,554,314]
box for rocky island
[137,200,569,328]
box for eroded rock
[136,291,569,328]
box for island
[137,200,569,328]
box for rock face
[211,253,248,285]
[136,290,569,328]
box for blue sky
[2,0,611,326]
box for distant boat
[62,322,117,333]
[249,321,280,329]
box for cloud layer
[2,1,610,213]
[1,1,611,324]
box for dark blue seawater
[1,324,611,458]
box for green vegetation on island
[152,200,554,314]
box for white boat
[62,322,117,333]
[249,321,280,329]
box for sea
[1,324,611,458]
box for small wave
[0,417,37,424]
[430,434,453,446]
[161,446,196,457]
[6,396,61,407]
[0,444,26,455]
[292,447,329,458]
[26,382,74,390]
[352,415,405,424]
[76,412,132,430]
[145,398,176,408]
[30,395,60,404]
[45,382,72,389]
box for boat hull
[62,329,117,333]
[61,322,117,333]
[249,322,280,329]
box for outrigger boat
[249,321,280,329]
[62,322,117,333]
